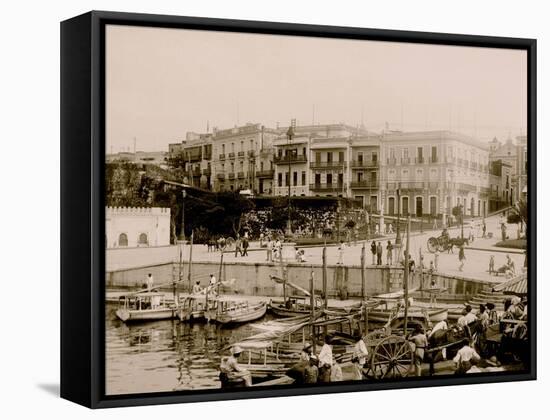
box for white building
[106,207,171,248]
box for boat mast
[309,270,316,354]
[187,232,194,292]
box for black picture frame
[60,10,537,409]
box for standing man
[376,241,383,265]
[501,222,507,241]
[337,241,345,265]
[482,219,487,238]
[370,241,377,265]
[241,235,249,257]
[266,236,273,262]
[318,335,333,383]
[453,339,480,375]
[458,244,466,272]
[434,249,440,271]
[386,240,393,265]
[234,235,242,258]
[408,324,428,377]
[146,273,154,292]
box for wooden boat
[176,294,218,322]
[206,297,268,324]
[366,307,448,325]
[269,295,323,317]
[115,292,176,322]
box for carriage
[427,233,468,253]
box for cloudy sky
[106,24,527,153]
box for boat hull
[211,302,267,324]
[115,308,176,322]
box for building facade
[106,207,171,248]
[379,131,490,222]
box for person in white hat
[219,345,252,386]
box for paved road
[107,215,526,283]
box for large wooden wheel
[427,237,439,253]
[371,335,413,379]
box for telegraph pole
[286,119,296,237]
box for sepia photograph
[104,23,530,396]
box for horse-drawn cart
[427,234,468,253]
[361,329,414,379]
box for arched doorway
[118,233,128,247]
[138,233,149,246]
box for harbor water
[105,303,265,395]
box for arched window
[138,233,149,246]
[118,233,128,247]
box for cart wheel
[371,335,413,379]
[427,238,438,253]
[225,237,235,250]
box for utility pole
[403,216,411,335]
[180,189,186,242]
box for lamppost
[460,204,464,239]
[285,120,296,237]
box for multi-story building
[106,151,168,168]
[170,132,214,189]
[211,123,280,193]
[488,135,528,204]
[488,160,513,212]
[379,130,490,222]
[349,135,382,210]
[273,124,369,198]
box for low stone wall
[106,260,489,301]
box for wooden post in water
[403,217,411,335]
[309,270,316,354]
[281,247,287,305]
[187,232,194,292]
[217,252,224,295]
[361,243,367,333]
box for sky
[106,24,527,153]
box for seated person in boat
[192,281,203,294]
[219,346,252,387]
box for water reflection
[106,303,263,395]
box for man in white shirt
[146,273,154,291]
[457,305,477,329]
[318,335,333,383]
[453,339,480,374]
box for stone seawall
[106,261,489,301]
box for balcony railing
[216,173,225,180]
[237,171,245,179]
[310,183,344,192]
[219,154,226,160]
[430,156,438,163]
[273,154,308,164]
[386,157,397,165]
[351,160,379,168]
[202,168,211,176]
[247,150,255,158]
[415,157,425,164]
[228,152,235,159]
[457,182,476,192]
[237,151,245,157]
[350,180,378,189]
[309,161,346,169]
[401,157,411,164]
[256,169,275,178]
[228,173,235,180]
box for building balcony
[216,173,225,181]
[237,171,245,179]
[457,182,477,193]
[247,150,255,158]
[351,160,379,168]
[228,152,235,159]
[256,169,275,178]
[219,154,225,160]
[192,168,201,176]
[237,151,245,157]
[309,161,346,169]
[273,154,308,164]
[415,157,425,164]
[350,180,378,189]
[386,157,397,165]
[309,183,345,192]
[228,173,235,180]
[202,168,211,176]
[401,158,411,164]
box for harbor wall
[106,260,489,301]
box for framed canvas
[60,10,536,408]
